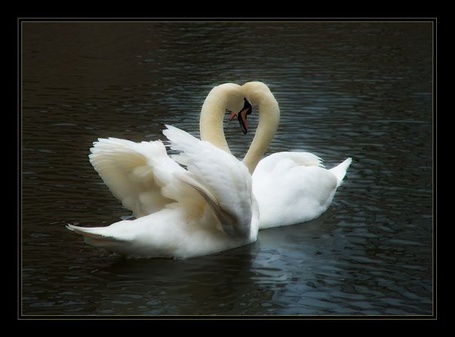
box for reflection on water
[21,21,433,316]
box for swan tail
[66,224,127,251]
[329,157,352,187]
[66,223,106,237]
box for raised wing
[163,125,253,238]
[89,137,184,217]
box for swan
[67,125,259,259]
[86,83,252,219]
[66,84,260,259]
[230,81,352,229]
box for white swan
[231,81,352,229]
[66,84,260,259]
[88,83,252,219]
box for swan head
[200,82,248,153]
[229,98,253,134]
[229,81,278,136]
[242,81,274,104]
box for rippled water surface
[20,21,433,317]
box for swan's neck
[199,84,244,154]
[200,100,230,153]
[243,96,280,174]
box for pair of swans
[67,81,352,259]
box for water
[20,20,433,317]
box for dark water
[20,21,433,317]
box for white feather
[68,125,258,259]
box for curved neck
[199,84,244,154]
[200,99,230,153]
[199,82,280,174]
[243,95,280,173]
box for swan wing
[163,125,253,237]
[252,152,351,229]
[68,125,257,258]
[89,137,184,217]
[253,151,323,178]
